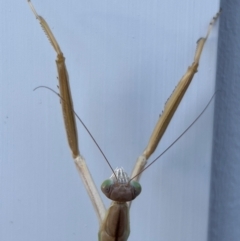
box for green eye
[101,179,114,196]
[130,181,141,198]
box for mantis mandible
[27,1,221,240]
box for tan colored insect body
[27,1,220,240]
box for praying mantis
[26,1,220,240]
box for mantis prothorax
[27,1,221,240]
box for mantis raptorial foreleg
[27,0,106,223]
[130,9,221,185]
[27,1,220,240]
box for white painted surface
[0,1,220,240]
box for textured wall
[208,1,240,241]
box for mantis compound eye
[101,178,142,202]
[101,168,142,202]
[130,180,142,197]
[101,179,114,195]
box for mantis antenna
[33,86,117,178]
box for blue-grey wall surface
[208,0,240,241]
[0,1,228,241]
